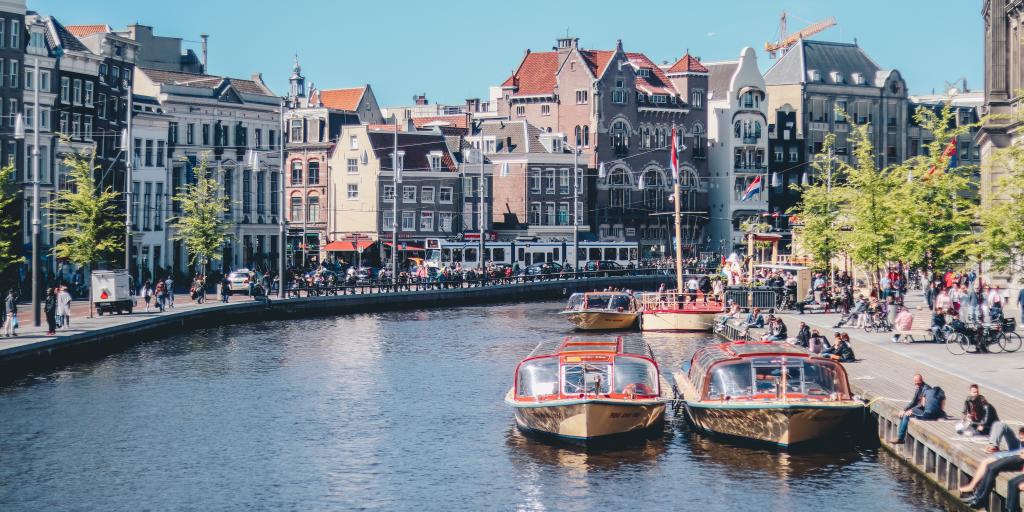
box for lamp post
[278,101,286,298]
[124,79,134,277]
[15,58,41,326]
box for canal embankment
[720,303,1024,511]
[0,273,673,369]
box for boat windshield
[563,363,610,395]
[565,294,632,311]
[565,294,585,310]
[516,358,560,398]
[613,356,658,396]
[705,357,850,400]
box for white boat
[559,292,639,331]
[638,292,724,332]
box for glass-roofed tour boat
[674,341,864,447]
[506,337,667,442]
[560,292,639,331]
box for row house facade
[283,58,382,266]
[705,47,770,252]
[134,67,282,276]
[327,125,461,264]
[495,37,710,257]
[128,94,171,282]
[0,1,24,175]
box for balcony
[741,136,760,145]
[735,164,767,173]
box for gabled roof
[46,17,90,53]
[705,61,739,100]
[764,39,886,87]
[624,52,678,96]
[366,131,458,173]
[501,51,559,96]
[502,46,683,98]
[140,68,274,96]
[315,87,366,111]
[412,114,469,130]
[666,53,709,74]
[66,24,110,38]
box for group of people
[888,375,1023,510]
[716,306,857,363]
[2,287,73,337]
[140,277,174,313]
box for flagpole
[672,124,683,295]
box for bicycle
[945,324,1011,355]
[864,312,893,333]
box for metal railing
[723,286,784,312]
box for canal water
[0,300,954,511]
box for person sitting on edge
[808,329,830,354]
[960,384,999,437]
[958,427,1024,509]
[794,321,811,348]
[891,306,914,343]
[822,332,856,362]
[716,302,741,328]
[743,308,764,329]
[888,374,944,445]
[931,307,947,343]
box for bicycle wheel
[988,333,1006,354]
[946,332,967,355]
[1003,332,1022,353]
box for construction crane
[765,11,837,59]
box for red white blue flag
[740,175,762,201]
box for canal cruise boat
[559,292,639,331]
[506,337,666,441]
[674,341,864,447]
[637,293,724,332]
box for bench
[894,308,935,343]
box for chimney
[414,94,428,106]
[465,98,480,112]
[556,36,578,54]
[200,33,209,72]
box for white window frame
[346,183,358,200]
[401,211,416,231]
[402,185,416,203]
[347,158,358,174]
[421,186,435,203]
[382,184,395,201]
[439,186,453,204]
[419,210,434,231]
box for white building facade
[128,94,170,282]
[705,48,769,251]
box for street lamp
[16,59,42,327]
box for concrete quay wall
[0,274,672,368]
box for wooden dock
[718,301,1024,511]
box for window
[186,124,195,145]
[83,116,92,140]
[515,105,525,117]
[789,147,799,162]
[290,196,302,221]
[652,94,667,104]
[72,78,81,104]
[40,70,50,92]
[242,169,252,214]
[307,161,319,184]
[168,122,178,144]
[290,119,302,142]
[835,100,847,122]
[256,171,265,214]
[544,203,555,226]
[529,202,541,225]
[691,90,703,109]
[347,183,358,200]
[464,175,474,197]
[60,76,69,102]
[544,169,555,193]
[6,60,15,90]
[558,203,570,225]
[611,120,629,150]
[421,186,435,203]
[131,181,140,229]
[23,104,32,127]
[10,19,19,49]
[0,20,4,49]
[583,126,590,147]
[156,141,165,166]
[383,184,395,201]
[306,195,319,222]
[613,79,627,104]
[59,112,67,133]
[202,124,210,145]
[39,107,49,130]
[383,210,395,231]
[71,113,80,137]
[290,161,302,185]
[270,173,280,215]
[438,212,454,232]
[84,81,94,106]
[401,211,416,230]
[540,104,551,116]
[23,67,31,90]
[347,158,358,174]
[349,134,358,149]
[774,147,783,161]
[429,153,442,171]
[529,169,541,193]
[144,139,153,166]
[420,211,434,231]
[154,183,164,230]
[254,128,263,149]
[403,185,416,203]
[439,186,453,203]
[576,90,589,104]
[143,183,152,230]
[559,168,570,194]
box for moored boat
[674,341,864,447]
[506,337,666,441]
[559,292,639,331]
[637,293,724,332]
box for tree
[47,147,124,273]
[971,142,1024,277]
[0,164,22,280]
[889,105,978,271]
[168,157,232,281]
[788,133,846,272]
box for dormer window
[428,152,442,171]
[851,73,864,85]
[808,69,821,82]
[830,71,843,84]
[652,94,667,104]
[637,68,651,78]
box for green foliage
[168,157,232,270]
[972,143,1024,276]
[0,164,22,273]
[788,133,845,271]
[47,148,124,268]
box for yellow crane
[765,11,837,58]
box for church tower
[289,55,306,104]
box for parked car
[524,261,563,277]
[226,269,252,293]
[584,260,625,277]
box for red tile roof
[367,123,401,131]
[316,87,366,111]
[502,51,559,96]
[625,52,678,96]
[667,53,709,74]
[66,24,109,37]
[411,115,469,129]
[502,47,685,98]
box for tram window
[563,364,610,395]
[464,248,477,262]
[589,248,601,260]
[619,248,629,260]
[604,248,616,260]
[517,358,559,397]
[613,357,658,395]
[629,248,638,261]
[492,248,505,262]
[552,248,559,262]
[452,248,462,262]
[518,248,525,262]
[442,248,451,262]
[525,253,532,265]
[533,252,546,264]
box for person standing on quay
[155,280,166,313]
[43,288,57,336]
[141,281,153,312]
[3,289,17,336]
[165,275,175,309]
[57,286,72,329]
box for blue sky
[33,0,983,105]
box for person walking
[43,288,57,336]
[220,275,231,303]
[141,281,153,312]
[165,275,175,309]
[154,280,166,313]
[3,289,17,336]
[57,286,72,329]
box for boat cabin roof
[526,337,654,359]
[699,341,814,362]
[570,291,632,298]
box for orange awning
[324,240,375,252]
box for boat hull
[560,311,638,331]
[507,393,665,440]
[640,310,719,332]
[683,401,863,446]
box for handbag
[11,314,17,329]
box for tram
[423,238,639,270]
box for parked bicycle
[944,322,1022,355]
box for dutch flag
[740,175,762,201]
